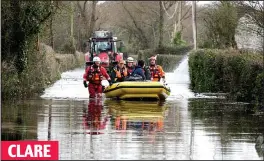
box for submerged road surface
[2,56,264,160]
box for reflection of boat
[103,81,170,100]
[83,99,108,135]
[105,100,168,132]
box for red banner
[1,141,59,160]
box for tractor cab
[85,30,124,73]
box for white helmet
[93,56,101,62]
[127,57,134,63]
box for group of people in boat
[83,55,166,98]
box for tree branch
[121,2,148,46]
[83,1,88,13]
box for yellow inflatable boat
[103,81,170,100]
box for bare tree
[192,1,197,49]
[162,1,193,44]
[49,1,54,48]
[94,1,194,50]
[162,1,179,43]
[88,1,98,38]
[199,2,238,49]
[77,1,98,39]
[121,1,150,48]
[77,1,89,38]
[159,1,164,48]
[70,1,75,50]
[159,1,175,48]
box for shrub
[138,52,184,72]
[1,43,85,101]
[189,49,264,105]
[137,45,192,72]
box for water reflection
[1,101,42,141]
[1,98,263,160]
[105,100,168,135]
[83,99,108,135]
[3,54,264,159]
[188,98,264,160]
[188,98,264,135]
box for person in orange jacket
[83,56,112,98]
[148,55,166,83]
[110,59,128,83]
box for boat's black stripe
[103,85,170,93]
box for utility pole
[159,1,164,48]
[78,13,81,51]
[70,1,75,51]
[50,0,54,49]
[178,1,182,32]
[192,1,197,50]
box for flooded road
[2,57,264,160]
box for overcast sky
[98,1,214,5]
[197,1,213,5]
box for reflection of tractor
[84,30,126,73]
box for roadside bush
[138,52,184,72]
[1,43,84,101]
[189,49,264,105]
[138,45,192,56]
[137,45,191,72]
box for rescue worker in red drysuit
[148,55,166,83]
[83,56,112,98]
[83,99,108,135]
[126,57,135,76]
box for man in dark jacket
[131,60,146,80]
[143,66,151,80]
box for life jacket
[149,65,161,81]
[87,65,103,84]
[126,66,135,76]
[114,66,127,79]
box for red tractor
[84,30,125,74]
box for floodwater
[2,56,264,160]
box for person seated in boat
[143,65,151,81]
[130,60,146,80]
[126,57,135,76]
[148,55,166,83]
[129,59,150,80]
[110,59,128,83]
[83,57,112,98]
